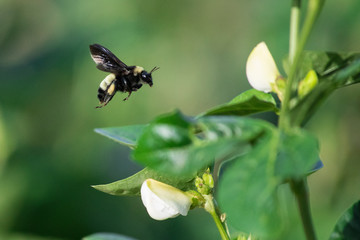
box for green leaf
[217,129,284,237]
[83,233,137,240]
[94,125,146,148]
[296,51,360,87]
[133,111,269,176]
[92,167,194,196]
[329,200,360,240]
[290,51,360,126]
[276,129,319,179]
[217,128,320,237]
[199,89,279,117]
[198,115,270,141]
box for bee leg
[123,91,132,101]
[95,102,106,108]
[96,93,113,108]
[95,101,109,108]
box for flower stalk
[289,0,301,63]
[204,194,230,240]
[279,0,326,131]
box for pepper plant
[84,0,360,239]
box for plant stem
[290,179,317,240]
[289,0,301,64]
[280,1,326,240]
[279,0,326,131]
[204,195,230,240]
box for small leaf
[329,200,360,240]
[199,89,278,117]
[82,233,137,240]
[94,125,146,148]
[92,167,194,196]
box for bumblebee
[89,44,159,108]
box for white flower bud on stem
[246,42,282,93]
[140,179,192,221]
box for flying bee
[89,43,159,108]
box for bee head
[140,66,159,87]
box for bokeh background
[1,0,360,239]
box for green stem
[290,179,317,240]
[204,195,230,240]
[279,0,326,131]
[289,0,301,63]
[280,1,326,240]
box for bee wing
[89,44,129,73]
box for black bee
[89,43,159,108]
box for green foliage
[200,89,279,117]
[329,200,360,240]
[92,48,360,238]
[94,107,322,237]
[217,126,319,237]
[290,51,360,126]
[83,233,137,240]
[132,111,271,176]
[275,129,319,179]
[92,167,194,196]
[217,130,284,237]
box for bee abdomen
[99,73,116,90]
[98,73,117,103]
[97,88,106,102]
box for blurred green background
[1,0,360,239]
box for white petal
[246,42,280,93]
[141,179,191,221]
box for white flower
[141,179,191,220]
[246,42,281,93]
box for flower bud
[140,179,191,220]
[202,171,214,189]
[195,176,211,195]
[298,70,318,98]
[246,42,281,93]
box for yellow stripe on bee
[107,82,116,95]
[100,73,116,90]
[133,66,144,76]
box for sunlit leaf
[92,167,194,196]
[94,125,146,148]
[133,111,269,176]
[199,89,278,117]
[329,200,360,240]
